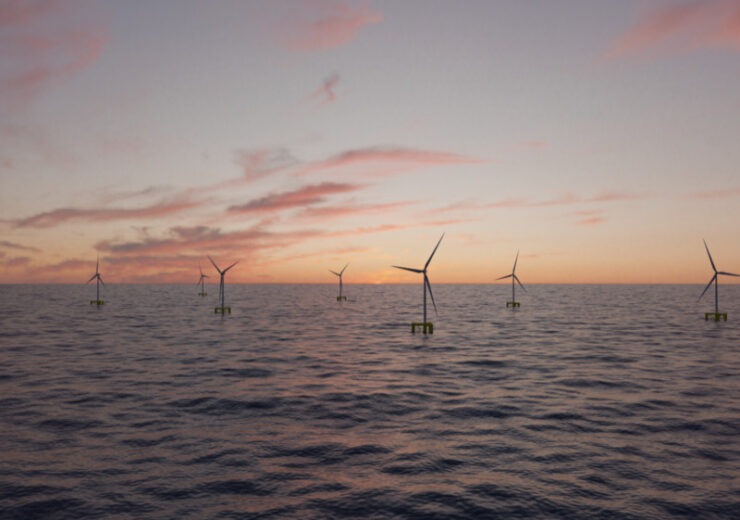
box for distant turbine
[329,263,349,301]
[197,263,209,296]
[208,256,238,314]
[698,239,738,321]
[497,250,526,308]
[87,255,105,306]
[393,233,444,334]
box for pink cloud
[0,0,108,111]
[282,0,382,52]
[576,217,607,226]
[313,72,340,105]
[95,224,318,257]
[605,0,740,59]
[298,146,483,177]
[3,255,30,267]
[297,200,417,220]
[14,196,202,228]
[228,182,363,214]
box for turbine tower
[208,256,238,314]
[197,263,209,296]
[87,255,105,306]
[330,263,349,301]
[698,239,738,321]
[392,233,444,334]
[497,250,526,308]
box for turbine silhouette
[698,239,738,321]
[196,263,209,296]
[497,250,526,307]
[393,233,444,333]
[208,256,238,314]
[87,255,105,305]
[330,263,349,301]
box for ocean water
[0,283,739,519]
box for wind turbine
[87,255,105,306]
[208,255,238,314]
[698,239,738,321]
[330,263,349,301]
[392,233,444,334]
[196,263,209,296]
[497,250,526,308]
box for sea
[0,284,738,519]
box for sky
[1,0,739,284]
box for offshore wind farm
[1,1,739,519]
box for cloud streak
[297,146,483,177]
[0,239,40,252]
[0,0,108,111]
[605,0,740,59]
[282,0,382,52]
[228,182,362,214]
[15,196,202,228]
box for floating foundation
[336,296,347,301]
[214,306,231,314]
[411,322,434,334]
[506,301,520,308]
[705,312,727,321]
[198,292,208,296]
[89,300,104,306]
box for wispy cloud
[0,239,40,252]
[282,0,382,52]
[576,216,607,226]
[430,192,642,215]
[313,72,340,106]
[94,224,315,257]
[298,146,483,177]
[14,195,202,228]
[605,0,740,59]
[227,182,363,214]
[296,200,417,220]
[0,0,108,112]
[3,255,30,267]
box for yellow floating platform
[411,322,434,334]
[215,306,231,314]
[506,301,520,308]
[336,296,347,301]
[89,300,104,306]
[198,292,208,296]
[705,312,727,321]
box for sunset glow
[1,0,739,284]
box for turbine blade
[514,274,526,292]
[329,270,340,276]
[96,255,99,274]
[424,233,445,270]
[87,274,96,283]
[496,274,513,280]
[697,274,716,302]
[99,276,105,286]
[340,263,349,275]
[718,271,740,277]
[512,250,519,273]
[703,239,717,273]
[425,275,438,314]
[223,260,239,273]
[208,255,222,273]
[393,265,423,274]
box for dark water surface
[1,284,739,519]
